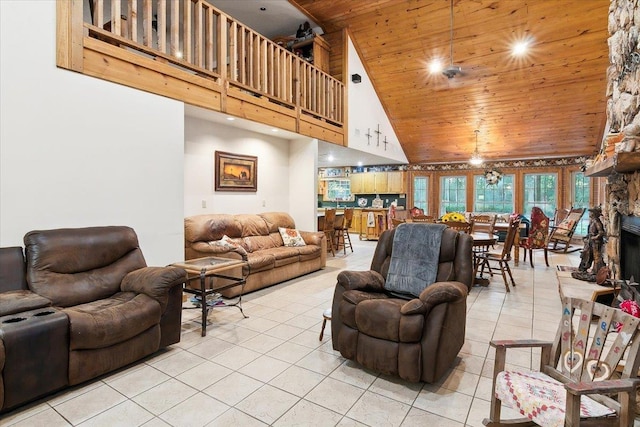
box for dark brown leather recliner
[24,226,185,386]
[331,227,473,383]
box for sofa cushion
[245,253,276,273]
[185,214,242,241]
[298,244,322,262]
[258,212,297,232]
[259,247,300,268]
[64,292,161,350]
[243,234,281,252]
[0,290,51,317]
[236,214,270,237]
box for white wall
[347,37,408,164]
[184,117,318,231]
[0,0,185,266]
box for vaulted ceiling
[290,0,610,164]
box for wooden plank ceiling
[290,0,610,164]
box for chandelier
[469,130,483,166]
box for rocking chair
[548,207,586,253]
[484,297,640,427]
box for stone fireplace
[605,172,640,281]
[597,1,640,281]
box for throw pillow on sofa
[208,235,248,255]
[278,227,306,247]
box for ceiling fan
[442,0,464,79]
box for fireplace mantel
[584,152,640,177]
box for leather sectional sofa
[0,226,186,413]
[184,212,326,297]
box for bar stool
[334,208,353,254]
[323,209,337,256]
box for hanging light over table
[469,130,483,166]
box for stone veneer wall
[603,0,640,279]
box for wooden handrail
[85,0,344,125]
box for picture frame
[214,151,258,192]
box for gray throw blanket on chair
[385,223,447,299]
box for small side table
[171,256,248,336]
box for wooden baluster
[169,0,179,57]
[217,14,227,79]
[183,0,191,63]
[205,7,213,71]
[228,21,237,81]
[111,0,121,36]
[142,0,152,47]
[157,0,166,53]
[94,0,104,28]
[128,0,136,42]
[194,1,203,68]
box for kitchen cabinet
[362,172,387,193]
[346,171,407,194]
[349,210,361,233]
[318,179,327,195]
[350,174,364,194]
[387,171,405,193]
[359,209,388,240]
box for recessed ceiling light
[271,128,278,132]
[357,161,363,167]
[226,117,235,121]
[327,155,334,162]
[175,51,183,59]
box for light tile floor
[0,238,598,426]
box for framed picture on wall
[215,151,258,192]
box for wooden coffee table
[171,256,248,336]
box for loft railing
[84,0,344,125]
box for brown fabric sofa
[184,212,326,297]
[0,226,185,413]
[331,227,473,383]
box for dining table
[471,232,498,286]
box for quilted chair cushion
[495,370,615,427]
[520,207,549,250]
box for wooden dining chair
[484,296,640,427]
[334,208,353,254]
[323,208,337,256]
[475,217,521,292]
[411,215,436,223]
[445,220,473,234]
[472,214,497,236]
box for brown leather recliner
[24,226,186,386]
[331,226,474,383]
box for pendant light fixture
[469,130,483,166]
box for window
[440,176,466,215]
[412,176,429,213]
[473,174,515,213]
[523,173,557,217]
[571,171,590,236]
[325,179,352,201]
